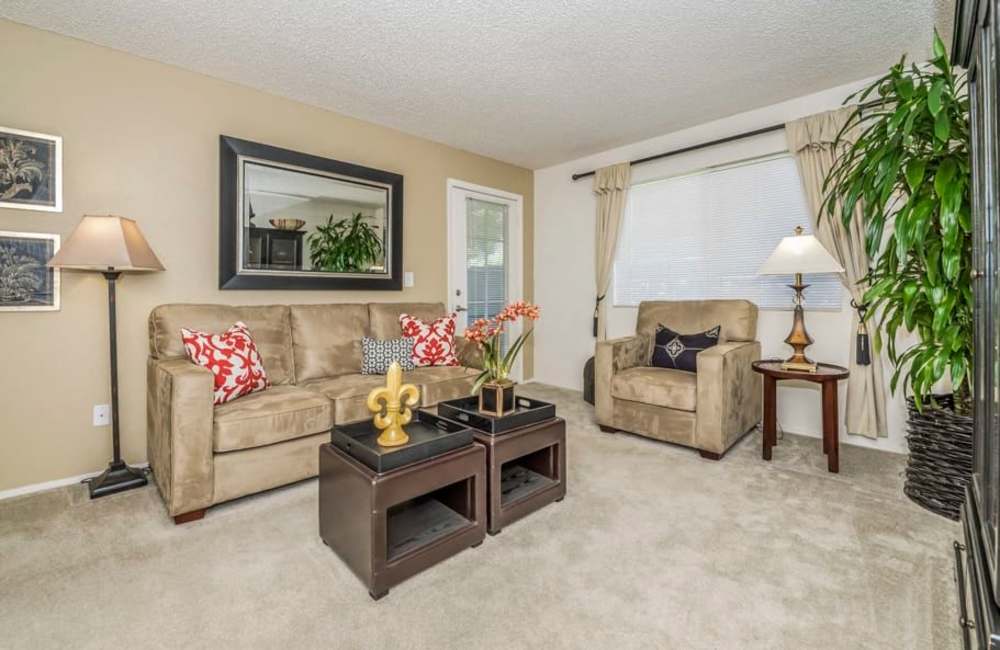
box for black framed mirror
[219,135,403,290]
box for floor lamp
[48,215,164,498]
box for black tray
[435,396,556,435]
[331,411,473,473]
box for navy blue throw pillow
[651,324,721,373]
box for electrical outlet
[403,271,414,287]
[92,404,111,427]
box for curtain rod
[570,100,884,182]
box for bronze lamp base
[782,274,818,373]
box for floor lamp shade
[48,215,164,499]
[758,226,843,372]
[47,215,164,272]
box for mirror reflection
[241,160,390,275]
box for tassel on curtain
[852,300,871,366]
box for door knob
[454,305,468,312]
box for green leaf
[927,79,945,117]
[942,248,962,281]
[904,160,925,193]
[895,76,915,100]
[935,110,951,142]
[901,280,918,304]
[933,30,947,60]
[934,158,957,197]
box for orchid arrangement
[464,301,540,393]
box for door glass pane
[465,197,508,335]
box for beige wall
[0,20,534,492]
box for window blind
[613,154,842,310]
[466,197,508,321]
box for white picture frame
[0,126,63,213]
[0,231,61,312]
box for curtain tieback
[593,294,605,338]
[851,299,871,366]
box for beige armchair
[595,300,762,459]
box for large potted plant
[823,32,972,519]
[307,212,383,272]
[464,301,540,416]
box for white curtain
[593,162,631,340]
[786,108,888,438]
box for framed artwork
[219,135,403,290]
[0,231,60,311]
[0,127,63,212]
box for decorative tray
[435,396,556,435]
[331,411,473,473]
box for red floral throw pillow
[399,313,460,367]
[181,321,270,405]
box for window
[465,197,508,322]
[613,154,842,310]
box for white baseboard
[0,462,150,501]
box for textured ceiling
[0,1,954,168]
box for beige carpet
[0,384,960,649]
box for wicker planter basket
[903,394,973,520]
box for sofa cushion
[636,300,758,344]
[148,304,294,385]
[290,304,369,382]
[212,385,333,452]
[611,367,697,412]
[406,366,479,406]
[368,302,446,339]
[302,373,390,424]
[303,367,479,424]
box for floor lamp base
[87,460,148,499]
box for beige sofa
[146,302,482,523]
[595,300,762,459]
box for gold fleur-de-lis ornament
[366,361,420,447]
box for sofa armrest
[595,334,650,424]
[146,357,215,517]
[455,335,484,370]
[694,341,762,454]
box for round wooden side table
[751,360,850,473]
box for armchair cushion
[611,367,697,412]
[212,385,333,452]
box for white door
[447,180,524,380]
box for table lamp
[758,225,843,372]
[48,215,164,498]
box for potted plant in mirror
[464,301,540,417]
[822,31,972,519]
[307,212,383,272]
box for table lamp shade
[48,215,164,272]
[758,231,843,276]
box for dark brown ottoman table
[318,415,486,600]
[434,396,567,535]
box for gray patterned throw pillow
[361,337,416,375]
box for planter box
[904,394,973,520]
